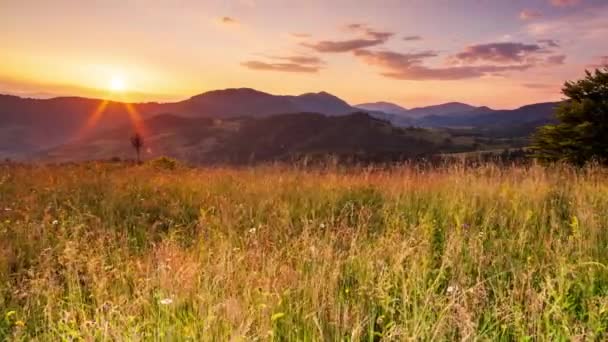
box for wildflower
[447,285,459,295]
[159,298,173,305]
[52,220,59,225]
[15,320,25,327]
[248,227,256,234]
[319,223,326,229]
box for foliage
[1,163,608,340]
[533,68,608,165]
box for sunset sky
[2,0,607,109]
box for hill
[355,101,408,115]
[0,89,356,159]
[40,112,447,164]
[1,89,560,161]
[168,88,354,118]
[406,102,487,118]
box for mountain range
[0,88,559,163]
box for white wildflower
[248,227,256,234]
[446,285,459,295]
[159,298,173,305]
[319,223,326,229]
[52,220,59,226]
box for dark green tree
[532,67,608,165]
[130,132,144,164]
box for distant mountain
[417,102,559,136]
[0,89,357,159]
[168,88,354,118]
[291,91,353,115]
[40,112,445,164]
[355,102,408,115]
[406,102,488,118]
[0,88,561,161]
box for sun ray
[74,99,109,140]
[123,102,147,136]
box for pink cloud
[550,0,582,7]
[520,9,543,20]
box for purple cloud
[303,38,389,53]
[403,35,423,41]
[273,55,323,65]
[304,24,394,53]
[452,42,546,64]
[538,39,560,48]
[353,49,531,80]
[546,54,566,65]
[345,23,394,40]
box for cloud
[546,54,566,65]
[272,55,324,65]
[303,24,394,53]
[241,55,324,73]
[220,16,238,25]
[345,23,394,40]
[527,6,608,42]
[520,9,543,20]
[523,83,557,89]
[303,38,390,53]
[241,61,320,73]
[538,39,560,47]
[550,0,581,7]
[290,32,311,39]
[451,42,546,64]
[587,55,608,68]
[353,49,531,80]
[403,35,423,41]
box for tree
[130,132,144,164]
[532,67,608,165]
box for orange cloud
[241,55,324,73]
[220,16,238,25]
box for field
[1,161,608,340]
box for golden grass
[1,162,607,340]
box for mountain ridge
[0,88,559,161]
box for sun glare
[109,76,126,92]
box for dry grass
[1,161,607,340]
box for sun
[109,76,126,92]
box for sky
[1,0,607,109]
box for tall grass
[1,162,607,340]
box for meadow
[1,160,607,340]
